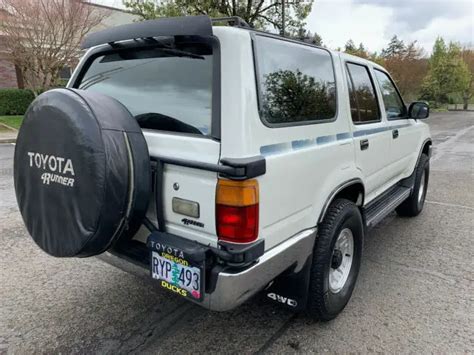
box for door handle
[392,129,399,139]
[360,139,369,150]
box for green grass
[0,115,23,130]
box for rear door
[344,61,391,202]
[75,38,221,246]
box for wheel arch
[421,138,432,158]
[317,178,365,224]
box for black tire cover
[14,88,151,257]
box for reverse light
[216,179,259,243]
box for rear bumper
[97,227,316,311]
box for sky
[305,0,473,54]
[96,0,473,54]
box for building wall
[91,5,138,30]
[0,58,18,89]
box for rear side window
[78,41,214,135]
[374,70,407,119]
[346,63,380,124]
[254,36,336,126]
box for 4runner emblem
[28,152,75,187]
[181,218,204,228]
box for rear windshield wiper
[159,48,205,60]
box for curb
[0,138,16,144]
[0,123,18,144]
[0,122,18,131]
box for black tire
[396,153,429,217]
[307,198,364,321]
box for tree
[310,32,323,46]
[421,38,470,106]
[383,40,428,101]
[381,35,405,58]
[123,0,313,36]
[0,0,107,94]
[344,39,356,53]
[460,48,474,110]
[298,30,323,46]
[344,39,368,59]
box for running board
[364,186,411,228]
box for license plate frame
[147,232,206,302]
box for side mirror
[408,101,429,119]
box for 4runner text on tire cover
[13,15,431,321]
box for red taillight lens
[216,204,259,243]
[216,179,259,243]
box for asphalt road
[1,112,473,354]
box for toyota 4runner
[14,16,431,321]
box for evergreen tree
[299,30,323,46]
[344,40,368,59]
[381,35,406,58]
[421,37,470,106]
[460,49,474,110]
[344,39,356,53]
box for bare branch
[0,0,108,93]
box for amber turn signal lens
[216,179,259,207]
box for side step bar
[364,185,411,228]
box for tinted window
[374,70,407,119]
[78,42,213,135]
[346,63,380,123]
[255,36,336,125]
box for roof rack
[211,16,252,29]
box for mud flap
[263,256,313,312]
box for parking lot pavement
[1,112,473,354]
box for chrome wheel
[418,170,426,204]
[329,228,354,293]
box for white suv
[13,16,431,321]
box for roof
[81,14,386,70]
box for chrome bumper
[97,227,316,311]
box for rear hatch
[75,36,220,246]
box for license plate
[151,251,203,300]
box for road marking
[10,143,15,146]
[426,200,474,211]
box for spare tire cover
[14,88,151,257]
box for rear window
[77,41,214,135]
[254,35,337,126]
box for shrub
[0,89,35,115]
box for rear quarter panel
[216,28,361,250]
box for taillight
[216,179,259,243]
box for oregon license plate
[150,251,203,300]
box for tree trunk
[15,65,25,89]
[463,92,470,110]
